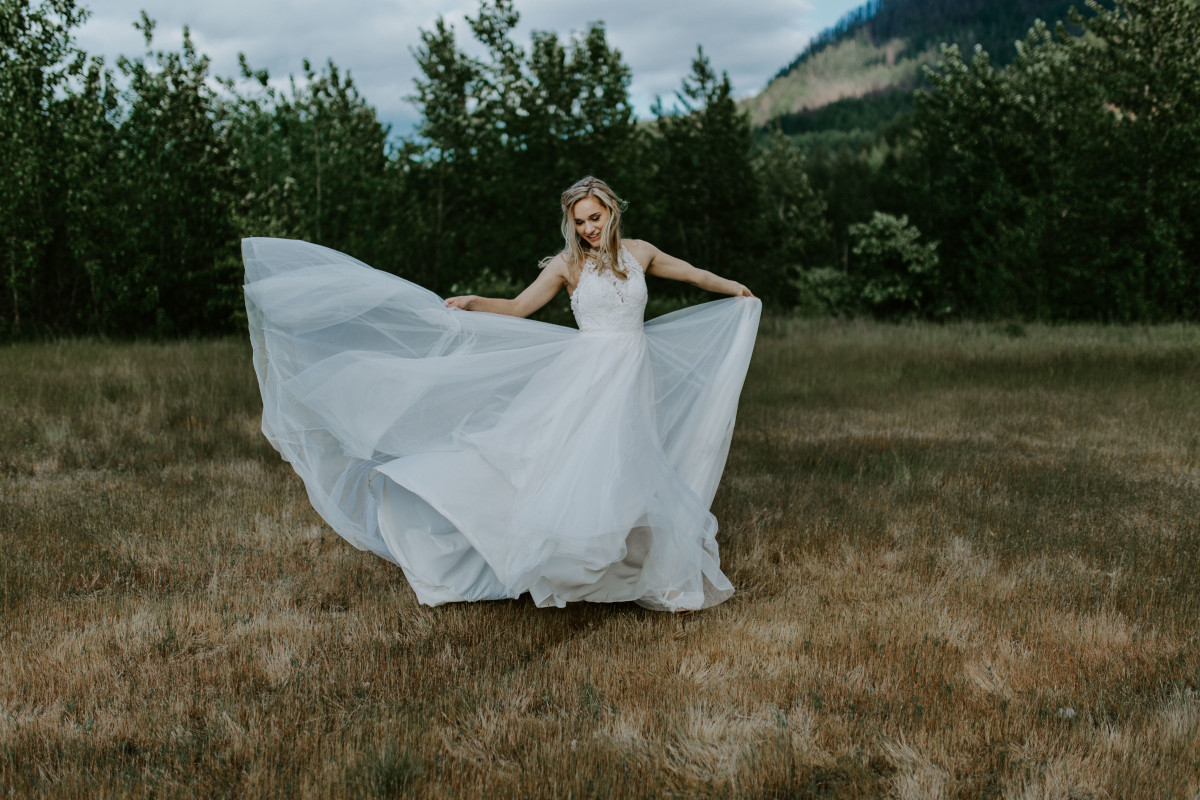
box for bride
[243,176,761,612]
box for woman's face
[572,196,610,249]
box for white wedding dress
[243,237,760,611]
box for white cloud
[75,0,858,135]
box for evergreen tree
[0,0,91,336]
[647,48,758,286]
[752,129,832,303]
[109,14,239,334]
[406,0,639,291]
[224,56,398,271]
[909,0,1200,320]
[57,47,120,333]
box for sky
[75,1,866,136]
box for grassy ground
[1,320,1197,799]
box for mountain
[746,0,1079,130]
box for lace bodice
[570,246,647,334]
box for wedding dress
[243,238,760,611]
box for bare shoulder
[541,251,570,277]
[621,238,659,268]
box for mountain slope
[746,0,1078,128]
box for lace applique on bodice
[570,246,648,334]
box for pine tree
[648,48,758,285]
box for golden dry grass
[1,320,1198,799]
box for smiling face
[572,195,610,250]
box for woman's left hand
[445,295,477,310]
[733,284,756,298]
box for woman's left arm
[634,240,756,298]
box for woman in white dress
[243,176,761,612]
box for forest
[1,0,1198,338]
[772,0,1079,81]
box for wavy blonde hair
[543,176,629,280]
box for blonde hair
[543,176,629,280]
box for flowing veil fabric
[243,237,760,611]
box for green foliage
[222,56,402,273]
[0,0,92,336]
[799,121,911,274]
[908,0,1200,320]
[2,5,243,336]
[773,89,914,137]
[753,0,1113,318]
[0,2,404,336]
[788,212,939,318]
[405,1,639,292]
[6,0,790,337]
[849,212,940,317]
[752,129,832,303]
[6,0,1197,333]
[790,266,861,317]
[646,48,759,289]
[56,50,121,332]
[110,16,240,335]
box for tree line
[1,0,1197,338]
[0,0,827,337]
[779,0,1198,321]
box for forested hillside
[740,0,1199,324]
[1,0,1197,337]
[746,0,1075,129]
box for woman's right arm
[445,254,568,318]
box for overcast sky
[76,1,865,136]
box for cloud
[75,0,847,135]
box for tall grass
[2,320,1197,799]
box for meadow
[1,320,1197,799]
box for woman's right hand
[444,295,477,310]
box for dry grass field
[1,320,1198,799]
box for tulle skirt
[243,238,760,611]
